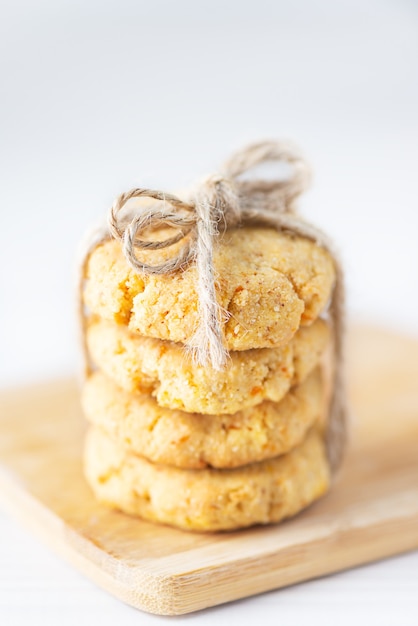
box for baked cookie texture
[82,368,323,469]
[86,317,330,415]
[84,227,336,351]
[84,427,330,532]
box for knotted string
[107,141,312,369]
[78,140,347,472]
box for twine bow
[107,141,312,370]
[79,140,347,472]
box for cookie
[84,227,335,351]
[82,368,323,469]
[86,317,329,415]
[84,427,329,531]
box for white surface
[0,0,417,622]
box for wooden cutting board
[0,325,417,615]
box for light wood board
[0,326,417,615]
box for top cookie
[84,226,336,351]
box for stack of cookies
[81,226,336,531]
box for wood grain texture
[0,326,417,615]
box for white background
[0,0,417,624]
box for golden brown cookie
[84,227,335,351]
[86,317,330,415]
[84,427,329,532]
[82,368,323,469]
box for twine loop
[107,141,311,369]
[79,140,347,472]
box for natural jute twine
[78,140,347,473]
